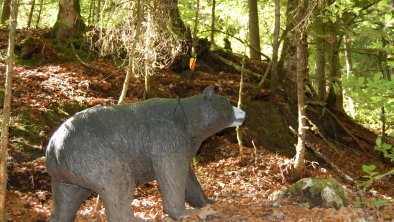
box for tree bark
[271,0,280,90]
[280,0,297,97]
[210,0,216,47]
[326,31,344,112]
[294,0,309,174]
[192,0,200,54]
[1,0,11,24]
[314,16,327,102]
[164,0,187,39]
[0,0,17,220]
[88,0,95,24]
[343,35,355,117]
[96,0,101,24]
[35,0,43,28]
[248,0,261,60]
[294,36,308,172]
[237,55,246,161]
[27,0,35,28]
[52,0,86,41]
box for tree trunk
[0,0,17,220]
[88,0,95,25]
[326,32,344,112]
[248,0,261,60]
[294,0,308,174]
[237,55,246,161]
[315,17,326,102]
[210,0,216,47]
[144,4,153,97]
[343,35,355,117]
[52,0,85,42]
[271,0,280,90]
[1,0,11,24]
[164,0,187,39]
[27,0,35,28]
[280,0,297,97]
[96,0,101,23]
[35,0,43,28]
[192,0,200,54]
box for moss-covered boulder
[284,178,349,210]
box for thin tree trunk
[96,0,101,24]
[294,0,308,174]
[0,0,17,219]
[1,0,11,24]
[27,0,35,28]
[144,4,152,97]
[271,0,280,90]
[248,0,261,60]
[192,0,200,54]
[35,0,43,28]
[280,0,297,97]
[343,35,355,117]
[118,0,142,104]
[237,54,246,161]
[88,0,94,25]
[210,0,215,48]
[327,33,344,112]
[315,18,326,102]
[294,34,308,172]
[343,35,353,77]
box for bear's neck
[178,96,213,143]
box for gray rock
[284,178,349,210]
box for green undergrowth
[8,102,88,161]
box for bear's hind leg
[49,180,92,222]
[97,162,141,222]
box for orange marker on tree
[189,56,197,71]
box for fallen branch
[289,126,356,185]
[323,107,367,152]
[211,53,262,79]
[206,28,271,61]
[70,43,112,77]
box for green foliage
[358,139,394,190]
[375,137,394,161]
[343,73,394,135]
[355,199,391,209]
[15,0,58,28]
[178,0,277,55]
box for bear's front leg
[153,154,195,220]
[186,167,215,207]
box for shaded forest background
[0,0,393,221]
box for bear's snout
[229,106,246,127]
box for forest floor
[1,29,394,221]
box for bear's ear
[203,86,215,100]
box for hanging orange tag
[189,57,197,71]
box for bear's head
[183,86,246,140]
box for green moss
[284,178,349,209]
